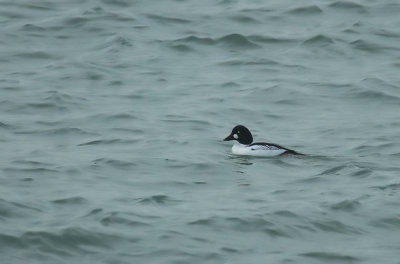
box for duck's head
[223,125,253,145]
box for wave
[218,33,259,48]
[146,14,191,24]
[78,138,139,146]
[100,212,151,227]
[15,127,96,136]
[248,34,297,44]
[20,23,45,32]
[171,33,259,49]
[228,14,261,24]
[11,160,54,167]
[161,115,211,125]
[91,158,136,169]
[286,5,323,15]
[14,2,55,11]
[3,167,59,174]
[174,36,215,45]
[188,215,292,238]
[372,183,400,191]
[168,44,195,52]
[372,217,400,230]
[348,89,400,104]
[245,85,312,106]
[95,35,133,52]
[87,113,140,122]
[0,198,42,218]
[98,0,133,8]
[137,195,174,205]
[374,28,400,39]
[12,51,58,60]
[302,34,335,46]
[0,121,11,130]
[311,220,364,234]
[350,39,400,53]
[329,199,361,212]
[218,58,280,66]
[328,1,366,12]
[51,196,88,205]
[317,163,374,178]
[300,251,361,262]
[0,227,121,253]
[23,6,135,35]
[5,91,88,115]
[360,77,400,92]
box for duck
[223,125,303,156]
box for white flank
[232,143,286,157]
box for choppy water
[1,0,400,263]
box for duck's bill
[223,134,234,141]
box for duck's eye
[237,131,240,134]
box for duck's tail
[284,149,306,156]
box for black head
[223,125,253,145]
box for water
[1,0,400,263]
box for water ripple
[329,200,361,212]
[15,127,96,136]
[51,197,88,205]
[20,23,45,32]
[317,163,374,178]
[217,33,259,49]
[328,1,366,12]
[228,15,261,24]
[0,121,11,129]
[78,139,138,146]
[312,220,364,234]
[300,251,361,262]
[13,51,58,60]
[0,227,122,254]
[171,33,259,49]
[146,14,191,24]
[100,212,151,227]
[350,39,400,53]
[286,5,323,15]
[187,216,292,237]
[302,34,335,46]
[3,167,59,175]
[0,199,42,218]
[100,0,133,8]
[137,195,174,205]
[372,183,400,191]
[91,158,136,169]
[174,36,215,45]
[372,217,400,230]
[248,34,297,44]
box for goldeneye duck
[223,125,303,156]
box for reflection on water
[227,154,254,166]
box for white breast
[232,143,286,157]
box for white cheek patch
[233,134,238,139]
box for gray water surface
[1,0,400,263]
